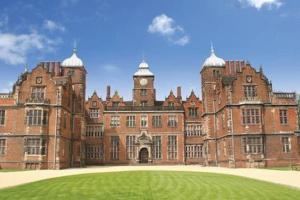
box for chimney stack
[106,85,111,100]
[177,86,182,99]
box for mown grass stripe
[0,171,299,200]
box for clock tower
[133,60,156,106]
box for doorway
[139,148,149,164]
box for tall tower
[201,45,225,114]
[61,47,86,167]
[133,60,156,106]
[201,45,225,166]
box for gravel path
[0,165,300,189]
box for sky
[0,0,299,100]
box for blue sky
[0,0,299,100]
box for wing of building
[0,47,299,169]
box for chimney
[54,62,60,76]
[177,86,182,99]
[106,85,111,100]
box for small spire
[210,42,215,54]
[73,40,77,53]
[24,64,28,73]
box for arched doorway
[139,148,149,164]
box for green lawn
[0,171,299,200]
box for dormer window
[244,85,257,98]
[112,102,119,107]
[92,101,97,107]
[31,87,45,100]
[90,108,99,118]
[168,102,175,108]
[189,107,198,118]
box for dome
[61,48,84,67]
[138,61,149,69]
[202,46,225,67]
[134,60,154,76]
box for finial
[142,52,146,62]
[24,64,28,73]
[210,41,215,54]
[73,40,77,53]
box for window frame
[0,138,6,155]
[167,135,177,160]
[279,109,288,125]
[152,136,162,160]
[0,109,5,126]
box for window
[168,102,174,108]
[110,115,120,127]
[141,89,147,96]
[86,145,103,159]
[282,137,291,153]
[168,135,177,159]
[92,101,97,107]
[188,107,198,118]
[110,136,119,160]
[0,110,5,125]
[185,124,202,136]
[185,144,202,158]
[126,136,136,159]
[242,108,261,125]
[126,116,136,127]
[86,126,103,138]
[280,110,288,125]
[244,85,257,98]
[152,136,162,159]
[90,109,99,118]
[0,139,6,155]
[31,87,45,100]
[241,136,263,154]
[213,70,220,77]
[112,102,119,107]
[152,115,162,128]
[25,138,46,155]
[168,115,177,127]
[141,101,147,107]
[141,115,148,127]
[26,109,48,126]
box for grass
[0,171,300,200]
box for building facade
[0,47,299,169]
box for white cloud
[0,31,58,65]
[239,0,283,10]
[43,20,66,32]
[172,36,190,46]
[148,14,190,46]
[0,81,14,93]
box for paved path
[1,165,300,189]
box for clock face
[36,77,42,84]
[246,76,252,83]
[140,78,148,86]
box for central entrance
[139,148,149,163]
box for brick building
[0,47,299,169]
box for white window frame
[141,115,148,128]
